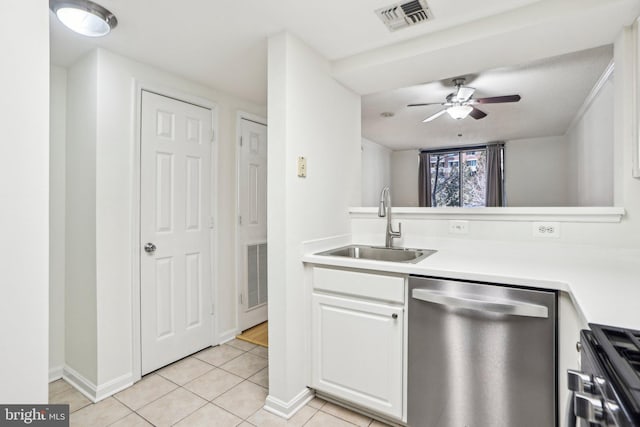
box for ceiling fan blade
[469,107,487,120]
[407,102,445,107]
[455,86,475,102]
[475,94,521,104]
[422,109,447,123]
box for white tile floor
[49,339,392,426]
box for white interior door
[140,91,214,374]
[237,118,268,331]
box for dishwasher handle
[411,288,549,319]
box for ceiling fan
[407,78,521,123]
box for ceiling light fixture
[446,105,473,120]
[50,0,118,37]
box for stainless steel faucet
[378,186,402,248]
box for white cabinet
[310,267,405,420]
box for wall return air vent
[376,0,433,32]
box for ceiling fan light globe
[447,105,473,120]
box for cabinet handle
[392,313,398,319]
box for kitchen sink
[316,244,436,263]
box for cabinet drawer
[313,267,405,303]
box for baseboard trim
[62,366,134,403]
[95,372,134,402]
[218,328,239,345]
[264,388,314,419]
[62,366,98,403]
[49,365,64,383]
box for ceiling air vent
[376,0,433,32]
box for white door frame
[235,111,268,333]
[131,81,219,382]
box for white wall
[361,138,391,206]
[65,51,98,384]
[64,48,266,395]
[0,0,49,403]
[50,65,67,379]
[505,136,569,206]
[391,150,419,206]
[267,32,361,414]
[567,76,615,206]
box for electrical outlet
[449,220,469,234]
[532,222,560,238]
[297,156,307,178]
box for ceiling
[49,0,545,104]
[49,0,640,139]
[361,45,614,150]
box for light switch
[297,156,307,178]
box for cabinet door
[311,292,404,419]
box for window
[421,145,505,207]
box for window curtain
[418,152,432,207]
[485,143,505,207]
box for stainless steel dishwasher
[408,276,557,427]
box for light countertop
[302,236,640,330]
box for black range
[568,323,640,426]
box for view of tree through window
[429,149,487,207]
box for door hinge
[240,136,243,147]
[238,215,243,225]
[239,293,244,305]
[209,216,215,229]
[210,129,215,142]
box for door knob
[144,242,156,253]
